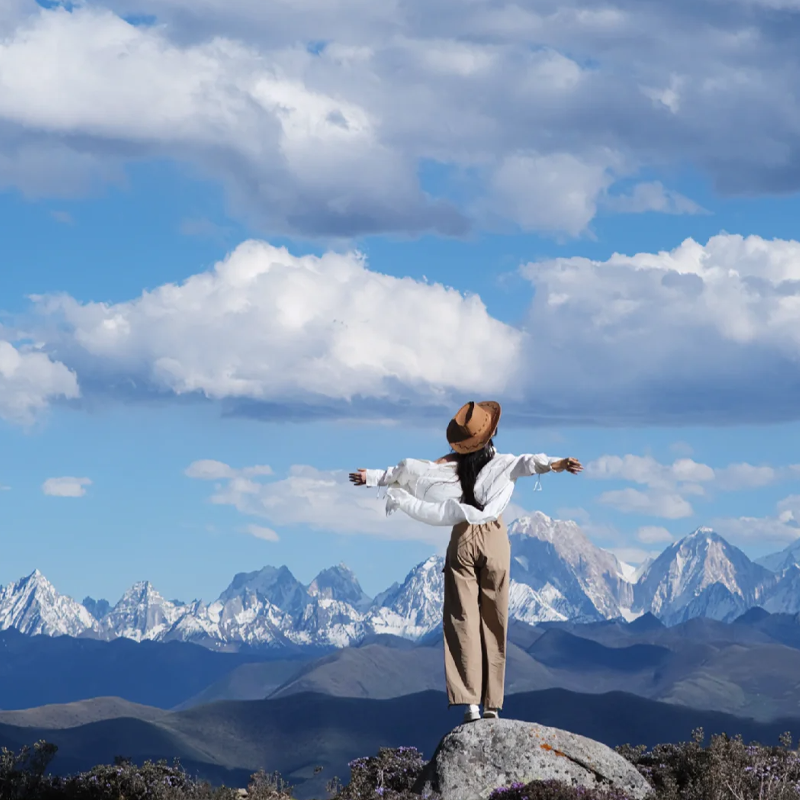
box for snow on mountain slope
[99,581,188,642]
[508,582,567,625]
[292,597,368,647]
[308,564,372,613]
[165,592,295,650]
[757,540,800,573]
[4,524,798,650]
[508,512,634,620]
[0,571,97,637]
[633,528,777,625]
[218,565,310,617]
[761,565,800,615]
[366,556,444,639]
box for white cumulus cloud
[16,232,800,424]
[586,454,715,490]
[32,240,522,412]
[42,476,92,497]
[243,524,280,542]
[637,526,674,544]
[598,488,694,519]
[5,0,790,237]
[587,451,797,520]
[188,460,449,546]
[185,460,273,479]
[0,338,80,424]
[711,495,800,545]
[485,151,615,237]
[603,181,707,216]
[519,234,800,424]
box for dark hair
[455,439,495,510]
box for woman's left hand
[552,457,583,474]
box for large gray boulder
[414,719,652,800]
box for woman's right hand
[349,469,367,486]
[552,458,583,474]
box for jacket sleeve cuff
[534,455,562,474]
[364,469,384,487]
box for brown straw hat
[446,400,502,454]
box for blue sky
[3,0,800,606]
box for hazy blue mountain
[758,540,800,573]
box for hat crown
[446,400,500,454]
[453,401,491,438]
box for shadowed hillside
[0,697,169,729]
[0,628,318,710]
[2,689,800,800]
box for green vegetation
[3,729,800,800]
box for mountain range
[4,513,800,651]
[9,605,800,723]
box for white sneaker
[462,704,481,723]
[483,708,500,719]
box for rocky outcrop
[413,719,652,800]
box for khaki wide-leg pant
[443,516,510,710]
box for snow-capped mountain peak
[218,565,310,616]
[508,513,633,621]
[633,527,775,624]
[124,580,162,600]
[0,570,97,637]
[367,555,444,639]
[100,580,187,642]
[5,522,800,652]
[756,538,800,573]
[307,563,372,612]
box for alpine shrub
[0,742,293,800]
[330,746,435,800]
[617,728,800,800]
[488,781,633,800]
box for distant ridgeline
[2,514,799,652]
[1,688,800,800]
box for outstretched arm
[350,456,453,488]
[509,454,583,480]
[349,460,412,488]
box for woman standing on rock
[350,400,582,724]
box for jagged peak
[510,511,581,534]
[22,568,50,583]
[689,526,718,538]
[10,569,56,591]
[118,580,165,602]
[311,563,357,580]
[669,527,722,548]
[513,510,554,526]
[276,564,296,577]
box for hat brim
[448,401,502,454]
